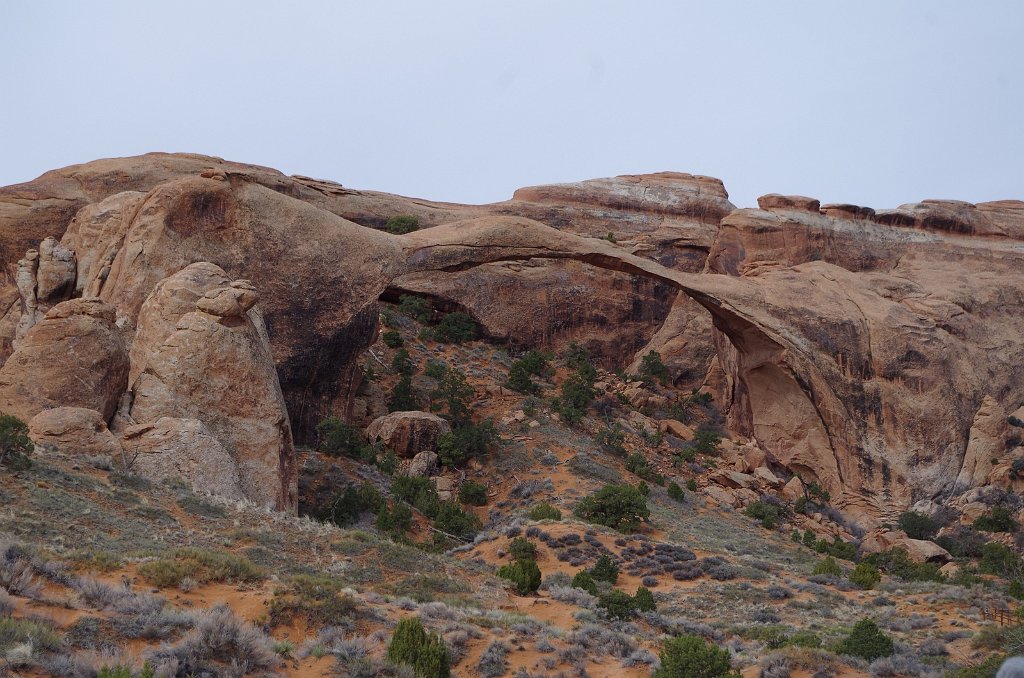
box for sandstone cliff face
[1,153,1021,523]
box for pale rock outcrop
[122,417,245,501]
[659,419,694,440]
[710,469,756,490]
[365,411,451,458]
[782,476,804,502]
[705,485,740,508]
[956,396,1008,491]
[900,538,952,564]
[35,237,76,302]
[28,407,122,458]
[752,466,782,488]
[0,299,128,421]
[128,267,295,511]
[404,451,440,478]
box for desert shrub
[316,417,373,460]
[596,423,627,456]
[813,556,843,577]
[393,475,441,517]
[934,524,987,558]
[555,375,597,425]
[152,603,277,673]
[575,483,650,532]
[506,351,552,394]
[0,616,62,655]
[497,558,542,595]
[528,502,561,521]
[625,452,652,477]
[974,505,1018,533]
[686,478,698,491]
[315,482,385,526]
[667,481,685,502]
[433,501,482,539]
[0,414,32,470]
[375,502,413,536]
[458,479,488,506]
[387,616,451,677]
[437,421,494,467]
[387,374,420,412]
[398,294,432,322]
[391,348,415,376]
[430,367,474,426]
[571,570,599,595]
[979,541,1021,576]
[382,329,404,348]
[597,588,637,620]
[898,511,938,540]
[477,641,509,678]
[385,215,420,235]
[826,536,857,561]
[806,481,831,503]
[692,429,721,455]
[268,574,357,626]
[638,350,671,387]
[836,618,893,661]
[139,548,263,589]
[863,548,944,582]
[424,359,448,380]
[590,554,619,584]
[653,633,739,677]
[849,563,881,590]
[744,500,787,529]
[786,630,822,648]
[506,362,539,394]
[508,537,537,562]
[634,585,656,612]
[434,312,476,344]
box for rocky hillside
[1,153,1023,676]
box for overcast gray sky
[2,1,1022,209]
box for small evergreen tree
[634,585,657,612]
[385,215,420,235]
[508,537,537,562]
[0,414,32,470]
[571,570,598,595]
[639,350,670,387]
[387,616,450,677]
[528,502,561,521]
[589,554,619,584]
[836,618,894,661]
[388,374,420,412]
[849,562,881,590]
[458,479,488,506]
[653,634,739,678]
[667,481,685,502]
[497,558,542,595]
[575,484,650,532]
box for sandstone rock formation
[122,417,245,501]
[366,411,451,458]
[2,153,1022,526]
[0,298,128,422]
[27,407,122,458]
[128,265,296,510]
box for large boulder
[122,418,245,501]
[28,407,122,458]
[128,266,295,511]
[365,411,451,458]
[0,299,128,422]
